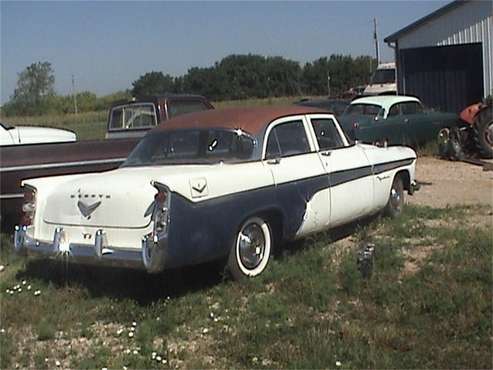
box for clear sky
[1,0,449,104]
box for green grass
[0,205,492,369]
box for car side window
[310,118,345,150]
[388,104,400,117]
[401,102,423,115]
[265,120,310,158]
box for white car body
[363,62,396,96]
[348,95,421,119]
[0,123,77,146]
[15,107,417,276]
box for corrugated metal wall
[398,0,492,97]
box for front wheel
[384,175,405,218]
[227,216,272,280]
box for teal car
[339,96,460,147]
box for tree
[131,72,176,97]
[11,61,55,115]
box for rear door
[307,114,374,227]
[263,116,329,237]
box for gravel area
[409,157,493,208]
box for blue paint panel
[165,174,328,268]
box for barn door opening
[399,43,483,113]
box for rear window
[345,104,383,117]
[168,100,210,118]
[122,128,255,166]
[109,103,157,131]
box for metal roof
[384,0,466,43]
[155,106,327,135]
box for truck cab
[106,94,214,139]
[363,62,396,96]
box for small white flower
[156,356,162,362]
[132,321,137,327]
[202,328,209,334]
[162,359,167,364]
[44,358,48,363]
[132,350,138,355]
[102,368,108,370]
[128,332,134,338]
[213,318,219,322]
[0,265,5,272]
[17,289,22,293]
[123,367,128,370]
[27,285,32,291]
[117,329,124,335]
[252,356,258,363]
[22,280,26,285]
[34,290,41,296]
[130,326,135,332]
[0,328,5,334]
[55,360,61,367]
[124,349,131,354]
[336,361,342,367]
[9,291,14,295]
[209,312,214,319]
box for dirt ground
[409,156,493,208]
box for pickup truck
[0,94,214,227]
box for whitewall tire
[228,216,272,280]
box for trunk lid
[43,168,159,228]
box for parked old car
[1,94,214,227]
[14,106,417,279]
[339,95,460,146]
[0,122,76,146]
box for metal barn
[385,0,492,113]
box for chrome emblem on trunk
[77,200,101,218]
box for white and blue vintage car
[15,106,418,279]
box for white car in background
[15,106,418,280]
[0,122,76,146]
[363,62,396,96]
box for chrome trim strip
[0,193,24,199]
[0,157,127,173]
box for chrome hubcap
[238,223,265,269]
[390,188,402,209]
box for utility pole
[373,17,380,65]
[327,73,331,98]
[72,74,78,115]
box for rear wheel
[384,175,405,218]
[227,216,272,280]
[473,107,493,159]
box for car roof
[154,106,328,135]
[351,95,420,111]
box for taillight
[151,182,170,240]
[21,186,37,226]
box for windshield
[371,69,395,84]
[122,128,256,167]
[109,103,157,131]
[344,103,383,117]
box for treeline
[2,54,376,117]
[133,54,376,100]
[1,90,131,117]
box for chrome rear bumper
[14,226,145,270]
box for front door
[307,115,374,228]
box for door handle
[266,158,281,165]
[321,151,332,157]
